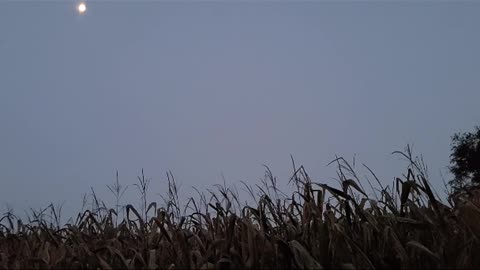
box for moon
[78,2,87,14]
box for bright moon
[78,3,86,14]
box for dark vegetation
[1,127,480,269]
[449,126,480,200]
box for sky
[1,1,479,220]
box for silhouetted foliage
[449,126,480,196]
[3,150,480,269]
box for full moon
[78,3,87,14]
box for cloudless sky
[1,1,479,219]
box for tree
[449,126,480,196]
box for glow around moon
[78,3,87,14]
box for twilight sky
[1,1,479,218]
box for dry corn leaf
[288,240,323,270]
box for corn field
[1,148,480,269]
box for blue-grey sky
[1,1,479,218]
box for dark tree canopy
[449,126,480,194]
